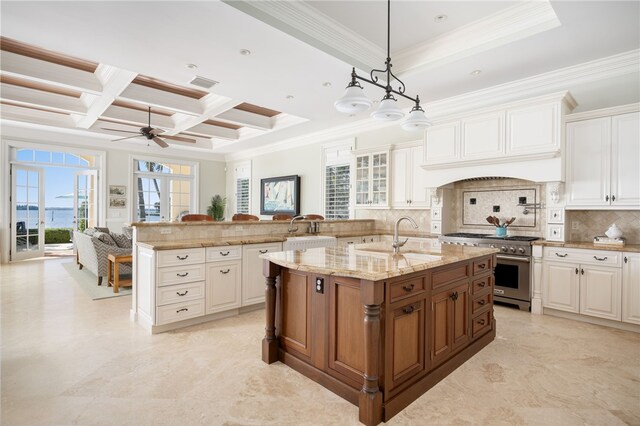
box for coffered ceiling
[1,1,639,158]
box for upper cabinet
[424,92,575,168]
[566,111,639,209]
[353,150,389,208]
[391,143,430,208]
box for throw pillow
[122,226,133,239]
[111,232,132,248]
[84,228,97,236]
[94,231,116,246]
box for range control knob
[500,246,508,252]
[509,247,517,253]
[518,247,526,254]
[490,244,496,248]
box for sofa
[74,228,132,285]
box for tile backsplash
[356,209,432,234]
[566,210,640,244]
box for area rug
[62,261,132,300]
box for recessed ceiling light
[323,82,332,87]
[373,100,379,104]
[286,95,294,100]
[349,114,356,117]
[470,69,482,76]
[239,49,251,56]
[186,64,198,70]
[434,14,447,23]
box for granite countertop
[260,242,498,281]
[131,219,375,227]
[533,240,640,253]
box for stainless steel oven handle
[496,255,530,263]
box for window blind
[236,177,250,214]
[325,164,350,220]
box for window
[133,159,196,222]
[15,149,95,168]
[322,141,354,220]
[233,161,251,214]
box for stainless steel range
[439,233,540,311]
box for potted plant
[207,195,227,221]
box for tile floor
[1,257,639,425]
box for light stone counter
[261,242,498,281]
[533,240,640,253]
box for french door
[74,170,98,232]
[11,165,45,260]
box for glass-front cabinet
[353,150,389,208]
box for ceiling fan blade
[152,136,169,148]
[113,135,142,142]
[149,128,164,135]
[101,128,141,134]
[161,135,197,143]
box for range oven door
[494,255,530,302]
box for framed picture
[260,175,300,215]
[109,185,126,196]
[109,197,126,208]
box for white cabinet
[543,261,580,313]
[242,242,282,306]
[506,102,560,155]
[461,112,504,160]
[580,265,621,321]
[566,112,640,208]
[337,236,361,246]
[424,121,459,165]
[391,144,429,208]
[622,252,640,325]
[353,150,389,208]
[206,259,242,314]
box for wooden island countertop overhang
[260,243,499,425]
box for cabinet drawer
[157,263,205,287]
[472,310,492,338]
[389,277,425,304]
[547,225,564,241]
[472,293,493,315]
[472,275,493,295]
[544,248,621,267]
[430,221,442,234]
[157,248,205,267]
[473,257,492,275]
[157,281,205,306]
[156,299,205,325]
[547,208,564,224]
[206,246,242,262]
[432,263,469,290]
[430,208,442,221]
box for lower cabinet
[622,253,640,325]
[242,242,283,306]
[431,281,470,366]
[205,260,242,314]
[543,261,580,313]
[580,265,621,321]
[386,299,425,390]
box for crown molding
[395,1,560,76]
[565,102,640,122]
[223,0,383,72]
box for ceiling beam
[73,65,137,129]
[0,102,76,128]
[1,50,102,94]
[100,105,175,129]
[214,108,273,130]
[0,83,86,114]
[166,93,241,139]
[118,83,204,115]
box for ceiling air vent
[189,76,219,89]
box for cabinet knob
[612,195,616,202]
[478,299,486,306]
[605,195,609,202]
[402,305,415,315]
[478,319,486,325]
[402,284,415,292]
[449,292,459,301]
[581,268,584,275]
[625,256,628,263]
[478,282,486,288]
[575,268,579,274]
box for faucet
[288,215,304,233]
[392,216,418,254]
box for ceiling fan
[101,106,196,148]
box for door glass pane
[16,170,27,186]
[28,171,39,186]
[14,167,43,256]
[169,178,190,221]
[137,177,162,222]
[16,150,34,162]
[35,151,50,163]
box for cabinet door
[430,282,469,366]
[451,282,470,350]
[390,148,410,207]
[370,152,388,206]
[354,154,370,206]
[506,102,559,155]
[542,261,580,313]
[242,242,282,306]
[622,253,640,325]
[461,112,504,160]
[566,118,611,207]
[409,145,430,207]
[611,112,640,207]
[425,121,459,164]
[580,265,621,321]
[386,300,425,390]
[205,260,242,314]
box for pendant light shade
[334,85,372,114]
[371,97,404,121]
[401,108,432,131]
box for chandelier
[334,0,431,131]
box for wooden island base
[262,253,497,425]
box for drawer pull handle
[555,253,568,258]
[176,290,189,296]
[176,308,189,313]
[449,292,459,301]
[478,282,486,288]
[176,255,189,260]
[478,264,486,269]
[478,300,486,306]
[220,269,231,274]
[593,256,607,261]
[259,250,268,254]
[478,319,486,325]
[220,251,230,256]
[176,272,189,277]
[402,305,415,315]
[402,284,415,292]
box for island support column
[262,261,280,364]
[359,280,383,426]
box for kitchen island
[261,243,498,425]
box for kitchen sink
[283,235,337,251]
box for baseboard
[544,308,640,333]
